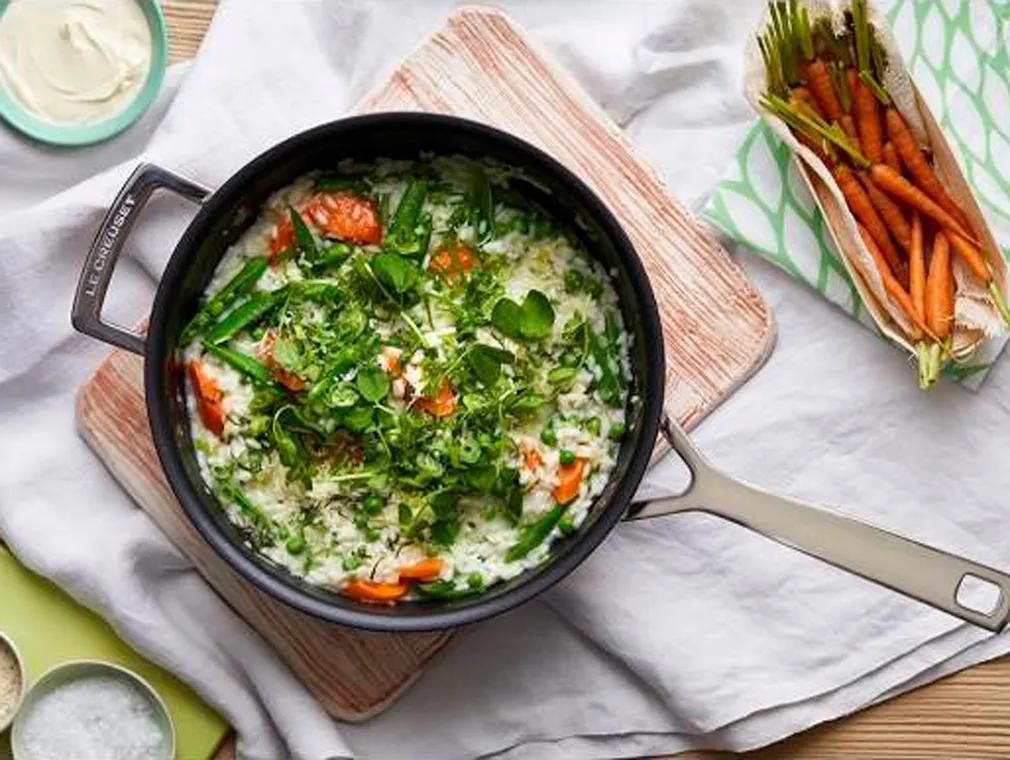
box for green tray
[0,546,228,759]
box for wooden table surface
[163,2,1010,757]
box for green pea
[540,427,557,446]
[586,417,601,435]
[342,555,361,571]
[560,351,579,367]
[285,534,306,555]
[559,449,575,465]
[609,422,626,441]
[563,269,584,293]
[558,516,576,534]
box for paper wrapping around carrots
[703,0,1010,389]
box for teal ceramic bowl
[10,660,175,760]
[0,0,168,146]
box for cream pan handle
[628,415,1010,632]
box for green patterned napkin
[702,0,1010,387]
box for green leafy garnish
[356,365,390,403]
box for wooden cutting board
[76,6,773,721]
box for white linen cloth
[2,1,1010,758]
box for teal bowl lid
[0,0,168,147]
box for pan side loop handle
[71,163,210,355]
[629,414,1010,633]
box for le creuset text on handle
[630,415,1010,632]
[71,163,209,355]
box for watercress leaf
[506,487,523,524]
[464,464,497,492]
[342,405,374,433]
[509,394,543,416]
[429,489,460,518]
[328,382,358,409]
[398,503,413,528]
[272,335,301,372]
[491,298,522,339]
[518,290,554,340]
[356,365,390,403]
[371,252,419,295]
[468,346,501,386]
[430,518,460,547]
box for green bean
[203,342,275,385]
[389,180,428,241]
[181,256,268,345]
[206,290,283,345]
[288,206,317,260]
[506,504,565,562]
[415,580,482,601]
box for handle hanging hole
[956,573,1003,616]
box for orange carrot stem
[908,212,926,323]
[860,172,910,251]
[925,232,953,340]
[852,74,883,163]
[884,108,973,232]
[835,164,906,286]
[806,59,843,122]
[856,224,927,337]
[869,164,977,244]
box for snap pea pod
[203,342,275,386]
[306,356,355,403]
[505,504,566,562]
[215,477,276,546]
[388,180,428,242]
[415,580,482,601]
[206,289,285,345]
[181,256,268,345]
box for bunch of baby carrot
[756,0,1010,387]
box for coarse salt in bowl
[0,631,26,733]
[11,660,174,760]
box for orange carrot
[925,232,953,339]
[805,59,843,122]
[869,164,976,243]
[882,142,902,175]
[258,330,306,392]
[523,446,542,472]
[860,172,910,251]
[840,114,860,151]
[429,243,477,277]
[343,579,408,603]
[908,213,926,323]
[857,225,927,336]
[834,164,906,285]
[415,381,457,418]
[188,361,225,436]
[948,232,989,282]
[852,76,883,163]
[399,558,443,581]
[885,108,973,232]
[269,216,295,266]
[552,458,587,505]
